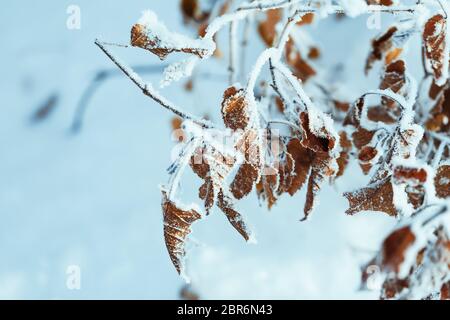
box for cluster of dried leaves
[361,205,450,299]
[97,0,450,298]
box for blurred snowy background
[0,0,409,299]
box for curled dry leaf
[162,191,202,274]
[423,14,447,85]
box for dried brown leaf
[358,146,377,174]
[382,226,416,274]
[303,152,334,221]
[336,131,352,178]
[256,168,278,209]
[230,163,259,200]
[221,86,250,130]
[441,282,450,300]
[131,23,209,60]
[380,60,406,112]
[283,138,314,195]
[344,177,397,216]
[423,14,447,83]
[366,26,398,74]
[162,192,202,274]
[180,0,203,23]
[427,82,450,132]
[300,112,336,153]
[435,165,450,198]
[367,0,393,5]
[352,128,374,150]
[217,191,250,241]
[297,13,315,26]
[393,166,428,185]
[258,9,282,47]
[285,39,316,82]
[308,46,320,60]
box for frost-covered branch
[95,39,213,129]
[237,1,416,14]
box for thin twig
[228,20,238,84]
[429,131,450,145]
[70,65,228,133]
[239,16,251,83]
[96,40,130,48]
[268,119,302,131]
[167,137,201,200]
[432,140,447,168]
[269,59,286,105]
[95,39,214,129]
